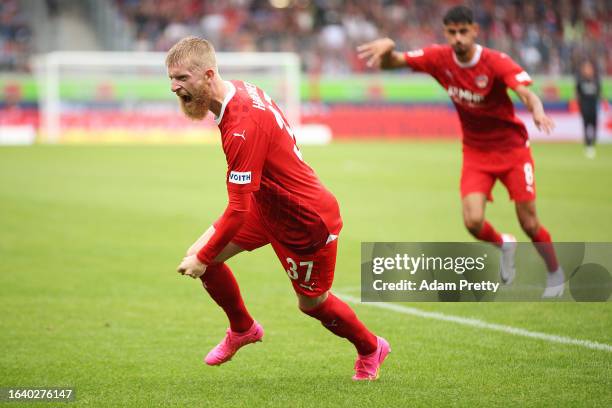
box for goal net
[34,51,300,144]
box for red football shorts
[225,205,337,298]
[461,145,536,202]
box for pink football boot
[352,336,391,381]
[204,321,264,366]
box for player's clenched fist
[177,255,207,279]
[356,38,396,68]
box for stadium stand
[2,0,610,75]
[0,0,32,71]
[113,0,611,75]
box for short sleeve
[495,53,532,89]
[403,45,442,74]
[222,118,267,193]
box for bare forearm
[381,50,407,70]
[515,85,554,133]
[378,38,403,69]
[521,90,545,117]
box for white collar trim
[453,44,482,68]
[214,81,236,125]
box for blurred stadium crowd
[0,0,32,71]
[1,0,610,75]
[116,0,611,75]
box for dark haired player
[358,5,564,297]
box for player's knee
[463,214,484,234]
[297,291,328,312]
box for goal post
[34,51,301,144]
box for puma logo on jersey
[232,130,246,140]
[299,282,316,292]
[229,171,251,184]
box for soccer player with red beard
[168,37,389,380]
[357,5,564,297]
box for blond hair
[165,36,217,71]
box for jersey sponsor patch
[447,86,484,104]
[515,71,532,83]
[229,171,252,184]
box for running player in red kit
[357,6,564,297]
[168,37,389,380]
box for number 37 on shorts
[272,239,338,297]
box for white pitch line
[338,293,612,352]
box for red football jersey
[217,80,342,253]
[404,44,533,150]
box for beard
[452,43,468,57]
[177,86,209,120]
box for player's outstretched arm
[357,38,407,70]
[513,85,555,134]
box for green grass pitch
[1,141,611,407]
